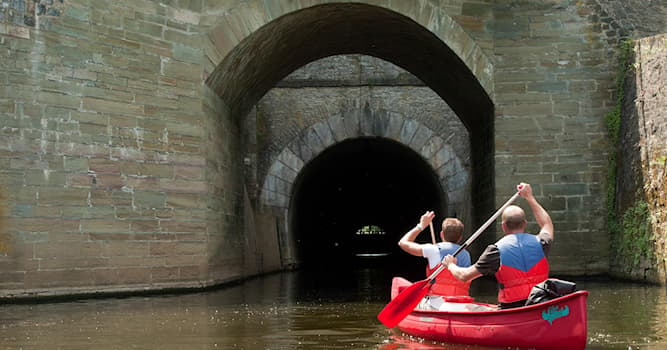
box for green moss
[617,199,652,266]
[605,104,620,233]
[606,39,656,269]
[606,40,633,233]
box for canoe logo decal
[542,305,569,325]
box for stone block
[37,187,89,206]
[63,157,89,172]
[542,183,588,196]
[399,118,418,144]
[130,220,161,233]
[159,179,207,193]
[287,142,313,166]
[79,123,109,137]
[179,265,205,280]
[88,232,132,241]
[120,161,174,178]
[410,124,433,152]
[34,89,80,110]
[15,218,76,234]
[171,42,202,64]
[161,220,206,234]
[166,193,205,209]
[25,170,66,186]
[134,191,166,209]
[162,59,201,82]
[82,97,144,116]
[136,94,181,111]
[149,241,178,257]
[151,266,180,282]
[88,158,119,174]
[126,177,160,192]
[24,269,94,289]
[81,219,130,234]
[93,174,125,189]
[115,267,152,284]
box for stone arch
[204,1,494,127]
[204,1,496,267]
[260,110,470,219]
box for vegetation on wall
[606,39,653,270]
[617,198,652,266]
[605,39,632,235]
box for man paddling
[442,183,554,309]
[398,212,472,309]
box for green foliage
[617,200,652,266]
[605,39,657,269]
[605,105,621,232]
[606,39,634,236]
[356,225,386,235]
[606,40,634,222]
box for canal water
[1,264,666,349]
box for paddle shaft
[425,191,521,282]
[377,190,523,328]
[429,222,436,244]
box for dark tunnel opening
[289,137,447,276]
[210,1,498,282]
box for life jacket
[425,242,472,296]
[495,233,549,303]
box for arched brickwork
[260,112,469,216]
[204,1,496,267]
[0,0,661,297]
[204,1,494,127]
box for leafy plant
[605,39,655,269]
[356,225,386,235]
[617,199,652,266]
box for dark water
[1,265,666,349]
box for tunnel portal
[289,137,446,270]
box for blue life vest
[495,234,549,303]
[426,242,472,296]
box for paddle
[377,190,522,328]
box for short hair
[442,218,464,243]
[502,205,527,231]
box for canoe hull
[391,277,588,350]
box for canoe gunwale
[409,290,589,317]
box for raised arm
[518,183,554,241]
[398,211,435,257]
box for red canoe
[389,277,588,350]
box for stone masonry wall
[492,1,617,275]
[636,35,667,283]
[248,55,470,207]
[0,0,665,298]
[614,34,667,283]
[245,56,473,264]
[0,0,228,298]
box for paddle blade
[377,279,431,328]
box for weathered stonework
[614,34,667,283]
[0,0,665,298]
[240,55,476,265]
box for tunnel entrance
[289,137,446,272]
[206,2,497,282]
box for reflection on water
[1,266,666,349]
[585,280,667,349]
